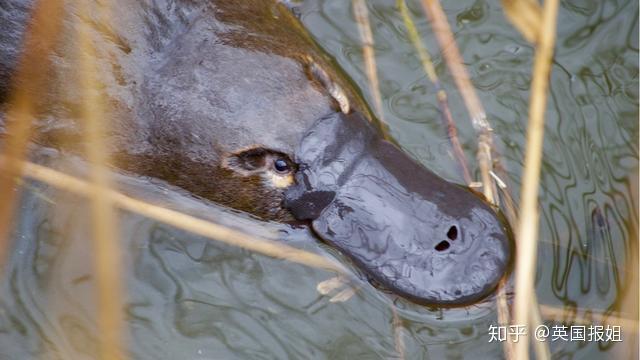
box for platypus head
[203,107,511,305]
[97,0,512,306]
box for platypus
[0,0,512,305]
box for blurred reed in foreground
[0,0,64,272]
[2,156,350,275]
[76,0,125,357]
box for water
[0,0,637,359]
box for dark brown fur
[0,0,370,222]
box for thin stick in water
[512,0,560,358]
[352,0,391,141]
[397,0,472,185]
[530,293,551,360]
[391,303,406,360]
[496,279,514,359]
[419,0,497,203]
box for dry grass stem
[494,168,519,223]
[0,0,64,270]
[419,0,497,204]
[511,0,560,358]
[316,276,358,302]
[496,278,514,359]
[329,287,358,303]
[418,0,490,130]
[397,0,472,184]
[76,1,126,358]
[352,0,391,141]
[1,158,349,275]
[530,293,551,360]
[501,0,542,43]
[494,176,519,360]
[391,304,406,359]
[316,276,349,295]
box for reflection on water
[1,0,638,359]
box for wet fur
[0,0,367,222]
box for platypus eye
[273,158,291,173]
[223,147,295,179]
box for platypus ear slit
[303,58,351,114]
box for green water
[0,0,637,359]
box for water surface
[0,0,637,359]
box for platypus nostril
[434,240,450,251]
[447,225,458,241]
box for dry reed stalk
[76,1,126,358]
[495,279,514,359]
[494,170,519,359]
[496,193,518,358]
[396,0,472,184]
[530,293,551,360]
[494,166,519,222]
[501,0,542,43]
[419,0,497,205]
[352,0,391,141]
[316,275,360,302]
[390,304,406,359]
[0,0,64,270]
[490,173,517,359]
[511,0,560,358]
[316,276,349,295]
[0,157,348,275]
[327,286,358,303]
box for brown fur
[113,151,295,222]
[0,0,371,222]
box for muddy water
[0,0,637,359]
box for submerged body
[0,0,511,305]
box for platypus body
[0,0,512,305]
